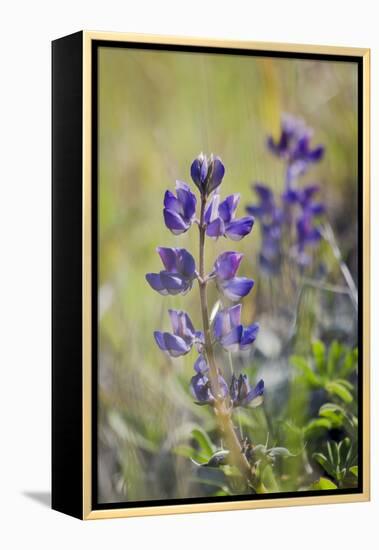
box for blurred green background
[97,46,358,503]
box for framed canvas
[52,31,370,520]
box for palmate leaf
[291,355,322,386]
[304,418,333,437]
[340,348,358,378]
[318,402,346,427]
[327,340,343,378]
[325,381,353,403]
[318,403,357,435]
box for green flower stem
[197,195,255,488]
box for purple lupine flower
[190,153,225,197]
[213,304,259,352]
[205,193,254,240]
[193,354,209,374]
[246,183,281,221]
[246,183,283,274]
[154,310,204,357]
[212,251,254,301]
[146,247,196,295]
[267,114,324,183]
[163,180,197,235]
[191,368,229,406]
[230,374,264,408]
[295,213,322,266]
[258,223,282,275]
[282,183,325,216]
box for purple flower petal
[213,305,241,341]
[308,145,324,162]
[302,184,320,201]
[245,379,265,407]
[246,204,263,217]
[157,247,177,272]
[254,183,274,202]
[207,157,225,194]
[240,323,260,350]
[225,216,254,241]
[153,331,167,351]
[176,248,196,278]
[163,209,189,234]
[154,331,190,356]
[175,181,197,220]
[191,373,213,405]
[218,194,240,223]
[206,217,225,238]
[214,251,243,280]
[200,156,209,183]
[190,157,202,190]
[217,373,229,399]
[219,277,254,301]
[309,203,325,216]
[160,272,187,294]
[145,273,167,295]
[164,190,182,214]
[220,325,243,352]
[282,189,299,204]
[204,193,220,224]
[168,309,196,342]
[194,355,208,374]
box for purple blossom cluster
[146,153,264,412]
[246,114,326,272]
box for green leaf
[319,402,346,415]
[340,349,358,377]
[312,340,326,374]
[194,467,227,489]
[191,428,214,458]
[313,452,336,478]
[267,447,295,458]
[334,378,354,391]
[325,381,353,403]
[310,477,338,490]
[349,465,359,477]
[327,341,342,377]
[261,464,280,492]
[291,355,321,386]
[172,444,209,464]
[304,418,332,436]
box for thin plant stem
[197,195,254,488]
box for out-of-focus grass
[97,46,358,503]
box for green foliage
[310,477,338,490]
[312,438,358,488]
[291,340,358,403]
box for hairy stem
[197,195,254,487]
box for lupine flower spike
[147,153,264,487]
[246,115,326,271]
